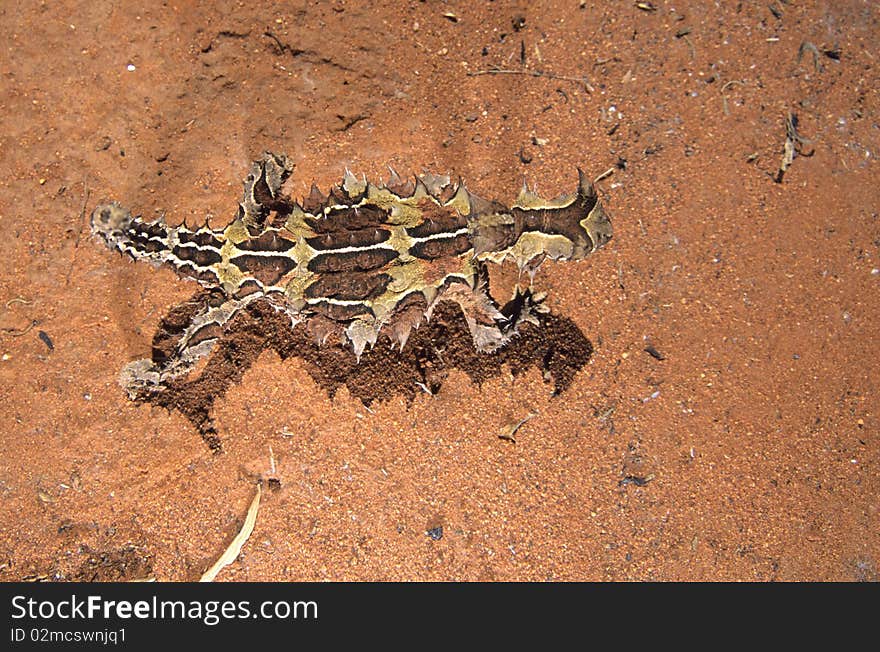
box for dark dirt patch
[140,297,592,451]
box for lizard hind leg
[119,289,256,398]
[238,152,294,226]
[432,266,550,354]
[500,286,549,332]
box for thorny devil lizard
[91,152,612,400]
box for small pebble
[426,526,443,540]
[644,345,665,361]
[126,63,136,72]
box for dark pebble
[38,330,54,351]
[426,526,443,541]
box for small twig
[0,320,37,337]
[66,180,90,286]
[720,79,745,115]
[797,41,823,72]
[467,68,594,93]
[720,79,744,92]
[593,167,615,183]
[674,28,696,60]
[262,31,303,57]
[684,35,696,59]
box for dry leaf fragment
[498,413,535,443]
[200,484,262,582]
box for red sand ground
[0,1,877,581]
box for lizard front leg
[120,289,258,397]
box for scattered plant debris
[776,112,814,183]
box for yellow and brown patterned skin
[91,152,612,395]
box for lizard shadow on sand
[134,295,594,451]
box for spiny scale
[91,151,612,395]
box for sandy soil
[0,1,877,581]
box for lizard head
[573,169,613,256]
[91,202,174,262]
[90,202,134,246]
[472,170,613,267]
